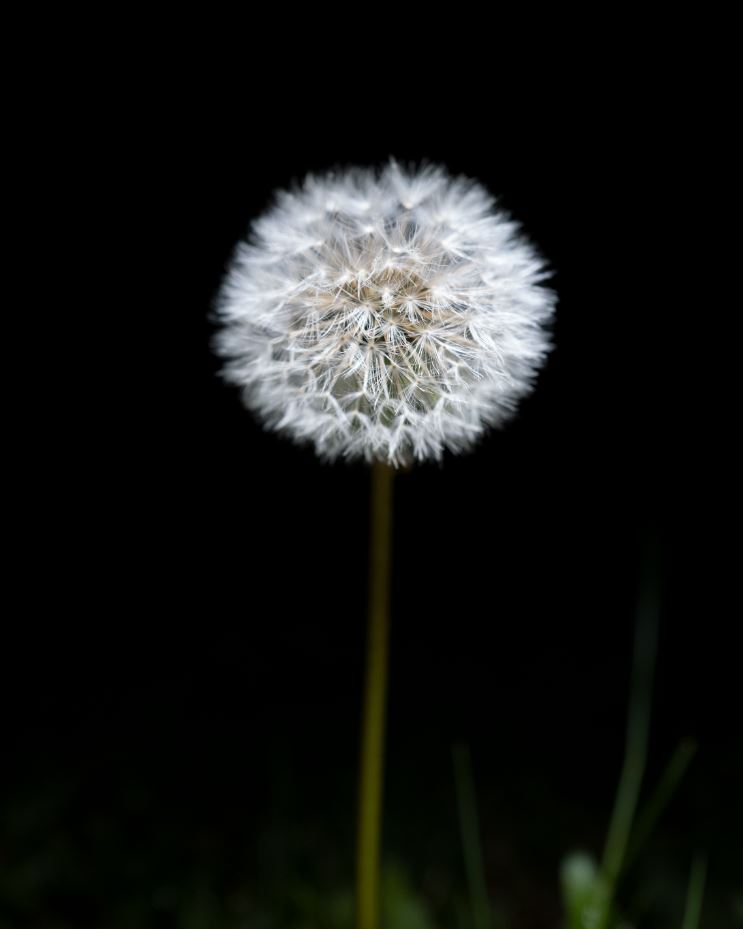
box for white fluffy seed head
[215,161,556,466]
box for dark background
[3,79,739,928]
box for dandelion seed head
[215,161,556,465]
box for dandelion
[214,161,556,929]
[215,161,555,466]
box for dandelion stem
[355,461,394,929]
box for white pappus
[215,161,556,466]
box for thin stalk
[355,461,394,929]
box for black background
[4,71,739,928]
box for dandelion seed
[215,160,556,465]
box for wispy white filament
[215,161,556,465]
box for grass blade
[624,737,697,870]
[597,536,661,928]
[681,855,707,929]
[453,743,492,929]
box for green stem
[355,462,394,929]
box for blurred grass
[624,739,697,872]
[600,562,660,917]
[0,737,732,929]
[0,547,736,927]
[452,744,494,929]
[681,856,707,929]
